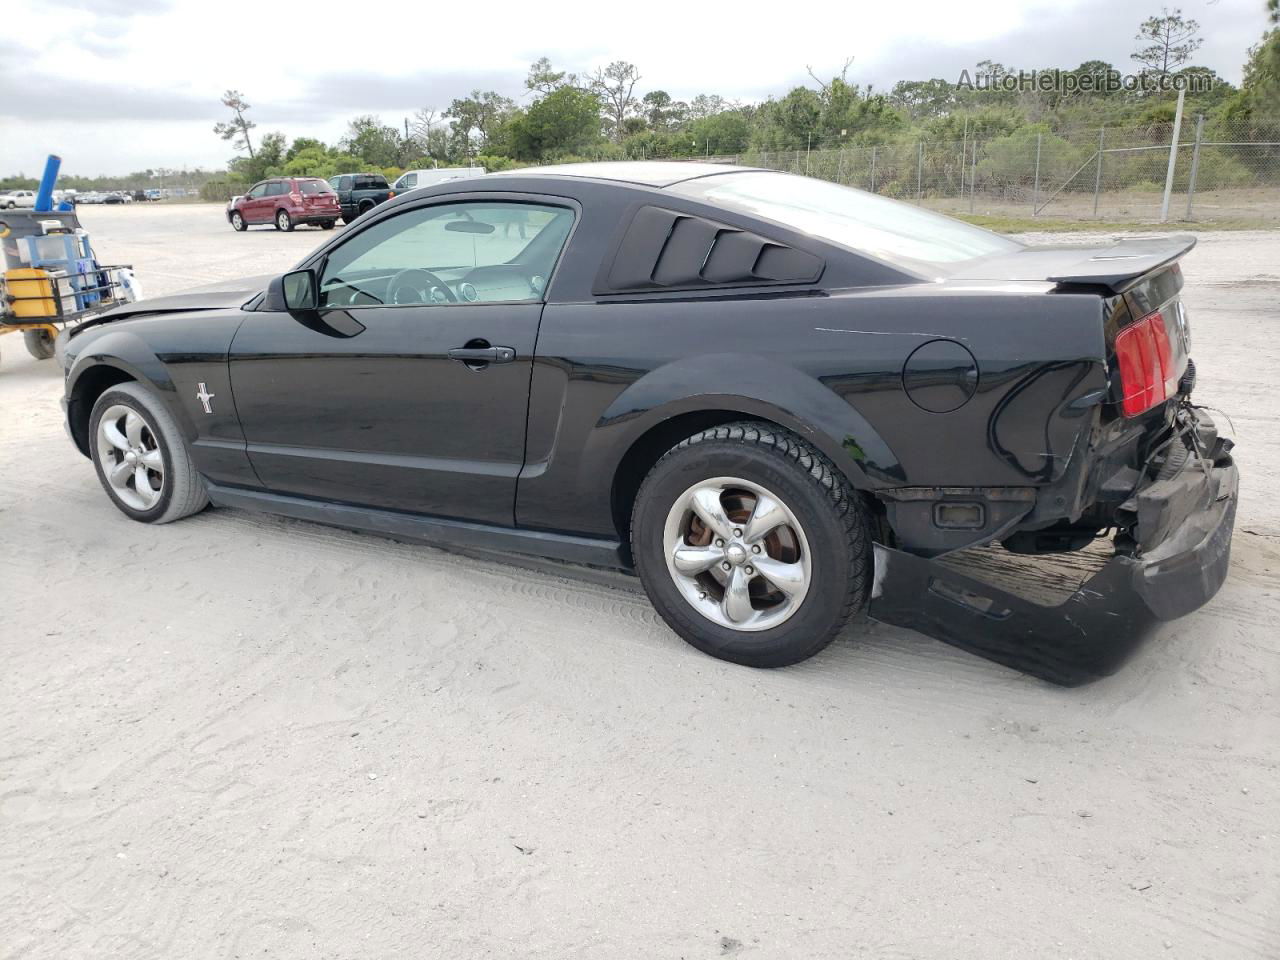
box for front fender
[66,330,200,449]
[595,352,905,489]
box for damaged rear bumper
[868,448,1238,686]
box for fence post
[870,146,878,193]
[969,140,978,213]
[1033,132,1042,217]
[1160,88,1186,223]
[916,141,923,202]
[1185,114,1205,221]
[1092,127,1105,218]
[806,133,812,175]
[837,148,845,184]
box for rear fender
[596,352,905,489]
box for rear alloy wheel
[89,382,209,524]
[23,328,56,360]
[230,211,246,231]
[662,477,812,632]
[275,209,293,232]
[632,422,872,667]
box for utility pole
[1160,88,1186,223]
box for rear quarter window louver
[600,205,823,293]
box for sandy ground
[2,204,1278,959]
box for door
[242,181,269,222]
[228,198,576,526]
[332,176,353,216]
[261,180,286,220]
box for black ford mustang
[58,162,1238,682]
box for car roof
[492,161,770,188]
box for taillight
[1115,310,1173,416]
[290,192,303,203]
[388,190,396,199]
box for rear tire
[230,211,246,231]
[88,382,209,524]
[632,422,872,668]
[321,220,336,230]
[23,329,56,360]
[275,209,293,232]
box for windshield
[670,171,1020,268]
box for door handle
[448,344,516,365]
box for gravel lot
[2,204,1277,959]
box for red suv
[227,177,340,232]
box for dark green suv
[328,173,394,224]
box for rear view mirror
[282,269,318,311]
[445,220,495,235]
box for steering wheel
[388,268,457,305]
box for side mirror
[282,269,318,311]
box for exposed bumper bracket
[868,460,1237,685]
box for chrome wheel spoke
[751,556,807,598]
[109,460,132,487]
[672,544,723,577]
[134,465,155,506]
[140,449,163,472]
[721,566,754,624]
[689,486,734,541]
[743,493,787,543]
[124,412,145,447]
[101,420,130,452]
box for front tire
[632,422,872,668]
[88,382,209,524]
[23,329,56,359]
[230,211,246,231]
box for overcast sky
[1,0,1270,175]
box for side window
[247,183,267,199]
[401,174,417,189]
[318,201,574,308]
[333,176,352,192]
[264,182,285,197]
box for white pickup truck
[1,189,36,209]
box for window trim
[308,194,582,311]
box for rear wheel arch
[609,406,878,559]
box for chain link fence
[700,118,1280,224]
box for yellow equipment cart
[0,208,135,366]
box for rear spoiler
[948,235,1197,294]
[1044,235,1197,293]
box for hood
[70,274,272,336]
[948,235,1196,293]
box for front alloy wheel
[96,404,165,511]
[230,211,246,231]
[88,382,209,524]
